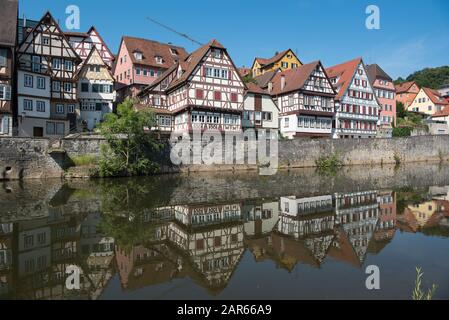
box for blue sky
[21,0,449,79]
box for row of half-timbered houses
[2,3,394,139]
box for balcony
[338,112,378,121]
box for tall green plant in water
[97,98,163,177]
[412,267,438,300]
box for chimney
[268,82,273,93]
[281,75,286,91]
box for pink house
[113,36,188,103]
[366,64,397,138]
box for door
[33,127,44,137]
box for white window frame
[23,99,33,111]
[53,58,61,70]
[36,100,45,112]
[56,104,64,114]
[0,84,11,100]
[37,76,45,89]
[24,74,33,88]
[64,82,72,93]
[64,60,73,71]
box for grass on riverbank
[70,155,98,167]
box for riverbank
[1,135,449,180]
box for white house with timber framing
[138,39,246,134]
[17,11,81,137]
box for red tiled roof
[245,82,268,94]
[238,67,251,77]
[326,57,362,101]
[269,61,321,95]
[121,36,188,69]
[395,81,417,93]
[432,106,449,118]
[255,49,290,67]
[423,87,449,106]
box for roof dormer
[134,50,143,60]
[155,55,163,64]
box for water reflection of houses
[115,202,245,295]
[0,186,114,300]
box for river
[1,163,449,300]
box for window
[150,70,155,77]
[37,76,45,89]
[46,122,55,135]
[292,63,298,69]
[64,60,73,71]
[143,69,148,76]
[136,68,141,75]
[46,122,65,135]
[56,104,64,114]
[134,52,143,60]
[42,36,50,45]
[24,74,33,87]
[214,68,220,78]
[53,58,61,70]
[92,84,99,93]
[24,235,34,249]
[36,100,45,112]
[428,105,432,111]
[67,105,75,113]
[53,81,60,92]
[81,83,89,92]
[284,117,289,128]
[32,56,41,73]
[196,89,204,99]
[64,82,72,93]
[155,56,163,64]
[214,91,221,101]
[0,48,7,67]
[212,49,222,59]
[281,62,288,68]
[37,232,46,245]
[23,99,33,111]
[221,69,228,79]
[263,112,272,121]
[0,84,11,100]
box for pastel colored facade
[16,12,81,138]
[366,64,396,138]
[0,0,18,137]
[138,39,246,134]
[77,47,115,131]
[242,83,279,130]
[395,81,420,109]
[65,27,115,68]
[114,36,188,103]
[409,87,449,115]
[264,61,336,139]
[326,58,380,139]
[251,49,302,77]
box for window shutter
[203,65,206,76]
[2,117,9,134]
[229,70,232,80]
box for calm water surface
[1,164,449,300]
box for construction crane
[146,17,203,46]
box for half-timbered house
[326,58,380,139]
[17,11,81,137]
[265,61,336,139]
[242,83,279,131]
[0,0,18,137]
[65,26,115,68]
[77,47,115,131]
[138,39,246,134]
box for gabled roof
[238,67,251,77]
[269,61,334,96]
[423,87,449,106]
[76,46,113,78]
[366,63,392,83]
[0,0,18,47]
[120,36,188,69]
[326,57,363,100]
[395,81,418,93]
[143,39,245,94]
[245,82,268,95]
[253,69,279,88]
[254,49,302,68]
[19,11,81,63]
[66,26,115,63]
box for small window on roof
[170,48,179,55]
[155,56,163,64]
[134,51,143,60]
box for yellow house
[251,49,302,77]
[408,87,449,115]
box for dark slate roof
[0,0,18,46]
[366,63,392,84]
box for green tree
[396,101,407,118]
[97,98,163,177]
[243,72,257,84]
